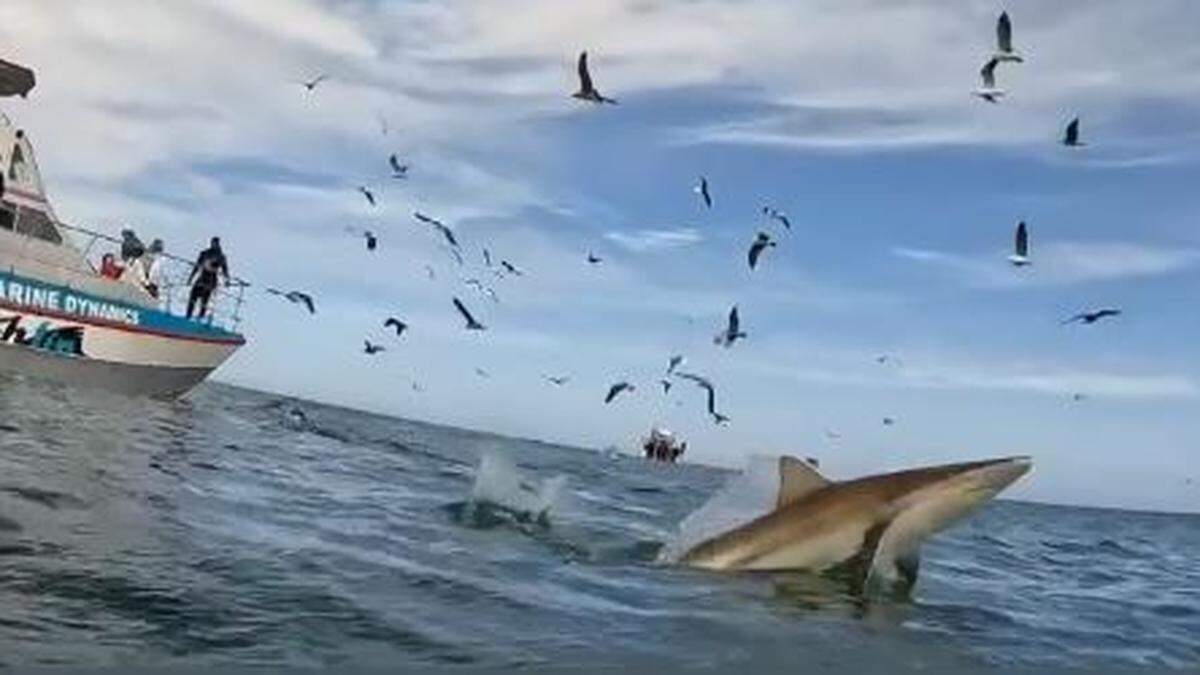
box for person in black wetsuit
[186,237,230,320]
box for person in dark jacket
[186,237,229,320]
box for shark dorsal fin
[776,456,830,508]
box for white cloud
[604,227,703,253]
[892,241,1200,288]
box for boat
[642,427,686,463]
[0,58,246,398]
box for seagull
[500,260,524,276]
[1008,220,1031,266]
[389,154,409,179]
[363,340,386,355]
[748,231,777,270]
[1062,117,1085,147]
[411,381,425,393]
[1071,393,1088,402]
[300,74,328,92]
[694,177,712,209]
[572,51,617,104]
[882,417,896,426]
[762,206,791,230]
[974,57,1005,103]
[675,372,730,425]
[666,354,684,375]
[714,305,747,348]
[364,231,378,251]
[587,252,602,264]
[464,278,500,303]
[384,317,408,336]
[604,381,635,403]
[483,248,494,268]
[475,367,490,379]
[544,375,570,386]
[659,379,673,395]
[1062,308,1121,325]
[414,211,459,248]
[824,428,843,440]
[875,354,903,366]
[425,264,436,280]
[995,11,1024,63]
[266,288,316,314]
[358,186,376,207]
[453,297,486,330]
[376,111,390,136]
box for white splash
[470,451,567,520]
[659,455,781,563]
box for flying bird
[500,260,524,276]
[824,428,843,440]
[572,51,617,104]
[363,340,386,355]
[389,154,409,178]
[659,379,673,395]
[384,317,408,336]
[300,74,328,92]
[1071,393,1088,402]
[714,305,747,348]
[474,367,490,379]
[995,11,1024,63]
[483,248,494,268]
[675,372,730,425]
[1008,220,1030,266]
[544,375,570,386]
[453,297,486,330]
[1062,117,1085,147]
[587,252,602,264]
[364,231,377,251]
[875,354,903,366]
[748,231,777,270]
[424,264,436,280]
[882,417,896,426]
[762,206,791,229]
[358,186,376,207]
[604,381,635,403]
[415,211,459,248]
[666,354,684,375]
[266,288,316,314]
[1062,308,1121,325]
[974,57,1004,103]
[694,177,712,209]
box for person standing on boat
[186,237,229,320]
[133,239,164,299]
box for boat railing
[49,220,249,333]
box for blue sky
[3,1,1199,512]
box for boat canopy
[0,59,35,98]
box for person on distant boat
[186,237,229,320]
[99,252,125,280]
[120,228,146,263]
[132,239,165,299]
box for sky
[2,0,1199,513]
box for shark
[674,455,1032,596]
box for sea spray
[463,451,568,527]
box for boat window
[7,143,26,183]
[0,202,13,231]
[15,207,62,245]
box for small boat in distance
[0,58,246,398]
[642,427,686,463]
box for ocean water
[0,376,1196,670]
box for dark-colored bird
[660,379,673,395]
[358,186,376,206]
[1072,393,1087,402]
[666,354,684,374]
[300,74,328,92]
[364,230,377,251]
[475,367,490,379]
[572,51,617,104]
[675,372,730,425]
[748,231,776,270]
[483,248,494,268]
[587,252,602,264]
[1062,117,1085,147]
[995,12,1023,63]
[266,288,316,314]
[364,340,386,355]
[604,381,635,403]
[389,154,408,178]
[1062,308,1121,325]
[762,206,791,229]
[1009,220,1030,266]
[714,305,747,348]
[453,297,486,330]
[882,417,896,426]
[975,57,1004,103]
[384,317,408,336]
[544,375,570,386]
[415,211,459,247]
[694,177,712,209]
[500,260,524,276]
